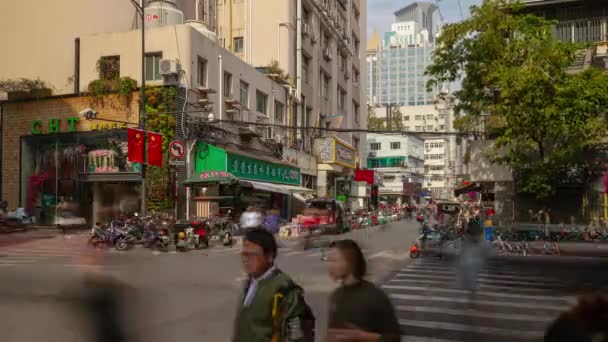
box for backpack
[272,280,315,342]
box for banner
[147,131,163,167]
[127,128,144,163]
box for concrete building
[215,0,368,196]
[366,133,424,203]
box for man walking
[232,229,315,342]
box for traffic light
[371,184,379,209]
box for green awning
[183,171,238,186]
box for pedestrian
[544,294,608,342]
[326,239,401,342]
[240,206,264,230]
[232,228,315,342]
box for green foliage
[96,56,120,80]
[367,105,385,130]
[426,0,608,198]
[88,57,137,106]
[144,86,178,210]
[389,107,404,131]
[0,78,51,92]
[266,60,291,84]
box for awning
[79,173,141,183]
[241,181,291,195]
[453,182,482,196]
[280,185,315,193]
[183,171,238,186]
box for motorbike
[220,226,233,247]
[113,226,135,251]
[155,228,171,252]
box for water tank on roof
[144,0,184,28]
[184,20,217,42]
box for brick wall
[1,93,139,209]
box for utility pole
[131,0,147,215]
[386,103,392,130]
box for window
[404,116,410,121]
[438,114,446,119]
[302,57,309,84]
[354,69,360,83]
[145,53,162,81]
[353,102,360,123]
[426,125,434,131]
[239,81,249,107]
[256,90,268,114]
[414,115,423,120]
[197,57,207,86]
[223,72,232,97]
[303,8,310,25]
[98,55,120,80]
[338,87,346,109]
[430,165,444,171]
[370,143,381,150]
[390,142,401,149]
[320,73,330,99]
[339,54,347,72]
[427,114,434,119]
[274,100,284,122]
[415,126,422,131]
[439,125,445,130]
[233,37,244,53]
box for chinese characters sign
[334,140,356,169]
[227,153,300,185]
[200,171,232,179]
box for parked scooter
[220,226,233,247]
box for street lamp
[130,0,147,215]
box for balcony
[554,17,608,43]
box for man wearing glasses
[232,229,315,342]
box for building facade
[366,133,424,203]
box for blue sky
[366,0,482,38]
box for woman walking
[325,239,401,342]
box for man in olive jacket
[232,228,314,342]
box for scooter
[221,227,233,247]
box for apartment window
[302,57,309,84]
[390,142,401,150]
[438,114,446,119]
[354,69,360,83]
[197,57,207,86]
[338,87,346,110]
[223,72,232,97]
[274,100,284,122]
[98,56,120,80]
[415,126,422,131]
[303,8,310,25]
[426,114,434,119]
[370,143,381,151]
[256,90,268,114]
[320,73,330,99]
[426,125,434,131]
[404,116,410,121]
[339,54,347,72]
[323,31,331,48]
[145,53,162,81]
[233,37,244,54]
[430,165,444,171]
[414,115,423,120]
[439,125,445,130]
[239,81,249,107]
[353,102,360,123]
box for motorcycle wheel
[409,250,420,259]
[115,240,129,251]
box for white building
[424,138,448,198]
[366,133,424,203]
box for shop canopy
[453,182,482,196]
[183,171,239,186]
[240,181,315,195]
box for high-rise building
[215,0,368,196]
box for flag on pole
[127,128,144,163]
[147,131,163,167]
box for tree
[426,0,608,198]
[389,107,404,131]
[367,105,385,130]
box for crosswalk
[384,258,577,342]
[0,233,91,268]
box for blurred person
[264,206,280,234]
[326,239,400,342]
[240,206,264,229]
[232,228,315,342]
[544,294,608,342]
[458,216,485,302]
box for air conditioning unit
[323,48,333,61]
[159,59,179,76]
[302,23,311,37]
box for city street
[0,220,418,342]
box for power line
[457,0,465,21]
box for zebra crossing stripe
[395,305,554,323]
[387,278,552,292]
[393,273,561,287]
[398,319,544,339]
[399,268,553,282]
[382,284,574,302]
[403,264,537,276]
[389,293,566,311]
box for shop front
[184,142,311,220]
[313,137,358,206]
[1,94,143,227]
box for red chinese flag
[127,128,144,163]
[147,131,163,167]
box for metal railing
[554,17,608,43]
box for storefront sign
[169,159,185,166]
[200,171,231,179]
[334,140,356,169]
[227,153,300,185]
[354,170,375,185]
[91,122,127,131]
[31,117,79,135]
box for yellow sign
[333,138,357,169]
[91,122,127,131]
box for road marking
[401,336,462,342]
[398,319,544,339]
[387,278,551,292]
[283,250,305,257]
[400,268,552,281]
[395,305,554,323]
[393,273,561,287]
[389,293,565,311]
[382,284,573,302]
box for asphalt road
[0,220,419,342]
